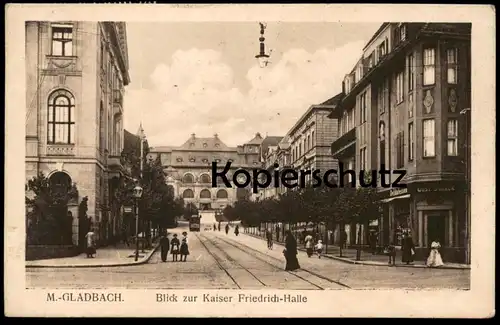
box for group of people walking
[212,222,240,236]
[386,230,444,268]
[160,231,190,262]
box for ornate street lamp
[133,185,143,261]
[255,22,271,68]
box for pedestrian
[218,222,221,232]
[315,240,324,258]
[266,230,273,249]
[385,242,396,266]
[160,232,170,262]
[121,228,130,247]
[225,223,229,235]
[341,230,348,249]
[234,225,239,236]
[180,231,189,262]
[401,230,416,265]
[283,231,300,271]
[85,229,96,258]
[304,232,314,257]
[426,239,444,267]
[370,231,378,255]
[170,234,180,262]
[275,225,280,242]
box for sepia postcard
[5,3,495,318]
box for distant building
[258,136,285,200]
[148,133,264,213]
[328,23,471,263]
[25,21,131,246]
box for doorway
[427,213,446,247]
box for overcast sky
[124,22,380,147]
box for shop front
[380,188,412,248]
[410,181,467,263]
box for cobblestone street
[26,229,470,290]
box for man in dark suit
[160,232,170,262]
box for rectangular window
[408,53,415,91]
[408,122,414,161]
[51,25,73,57]
[396,131,405,168]
[360,147,367,171]
[378,79,388,114]
[380,140,386,169]
[423,119,436,157]
[360,92,367,123]
[396,71,404,103]
[423,48,436,85]
[311,131,315,147]
[447,48,458,84]
[447,119,458,156]
[378,41,386,58]
[400,24,407,41]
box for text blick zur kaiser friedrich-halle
[211,162,407,193]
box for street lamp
[255,22,271,68]
[133,185,143,261]
[460,107,471,264]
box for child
[170,234,180,262]
[180,231,190,262]
[315,240,324,258]
[385,242,396,266]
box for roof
[260,136,283,156]
[245,132,264,145]
[362,23,389,51]
[123,129,148,153]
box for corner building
[329,23,471,263]
[25,21,131,246]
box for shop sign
[417,186,455,193]
[390,188,408,197]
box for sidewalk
[242,230,470,270]
[26,240,160,268]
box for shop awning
[380,194,410,203]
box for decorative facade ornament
[408,93,414,118]
[58,74,66,85]
[449,88,458,112]
[55,162,64,171]
[423,90,434,114]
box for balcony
[107,155,124,177]
[46,144,75,156]
[331,128,356,158]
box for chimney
[191,133,196,139]
[214,133,218,139]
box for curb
[25,243,161,269]
[242,233,470,270]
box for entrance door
[427,213,446,247]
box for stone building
[148,133,265,215]
[328,23,471,263]
[25,21,131,246]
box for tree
[183,202,198,218]
[25,172,78,245]
[222,205,236,222]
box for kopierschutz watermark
[211,162,407,194]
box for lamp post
[133,184,143,261]
[255,22,271,68]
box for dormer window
[399,23,407,41]
[253,161,259,165]
[228,159,233,163]
[189,157,196,162]
[202,158,209,164]
[203,143,208,148]
[189,143,195,148]
[214,158,221,163]
[214,143,220,148]
[176,157,183,162]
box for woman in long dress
[85,230,96,258]
[170,234,180,262]
[304,233,314,257]
[180,231,190,262]
[284,231,300,271]
[426,239,444,267]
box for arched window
[379,122,385,140]
[200,189,211,199]
[182,189,194,199]
[47,89,75,144]
[49,172,72,197]
[200,174,211,184]
[216,189,228,199]
[182,173,194,184]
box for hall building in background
[328,22,471,263]
[25,21,131,247]
[148,133,266,222]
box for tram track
[195,233,266,289]
[214,235,351,289]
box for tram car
[189,214,201,232]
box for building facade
[329,23,471,263]
[25,21,131,246]
[148,133,265,214]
